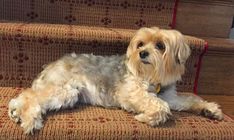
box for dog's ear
[126,27,147,58]
[175,34,190,65]
[126,37,135,59]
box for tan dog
[8,27,223,134]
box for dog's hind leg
[9,88,44,134]
[8,79,80,134]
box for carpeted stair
[0,0,234,139]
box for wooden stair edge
[202,37,234,51]
[180,0,234,6]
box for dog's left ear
[175,34,191,65]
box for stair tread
[1,87,234,139]
[202,37,234,51]
[0,22,205,45]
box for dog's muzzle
[139,51,149,59]
[139,51,151,64]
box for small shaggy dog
[9,27,223,134]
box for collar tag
[155,84,161,94]
[148,83,161,94]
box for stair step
[0,0,175,29]
[0,22,206,93]
[198,37,234,95]
[1,87,234,139]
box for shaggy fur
[8,27,223,134]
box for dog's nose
[139,51,149,59]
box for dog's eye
[155,42,165,51]
[137,42,144,49]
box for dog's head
[126,27,190,86]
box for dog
[8,27,223,134]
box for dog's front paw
[135,111,171,126]
[200,102,223,120]
[134,103,171,126]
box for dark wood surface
[176,1,234,38]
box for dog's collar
[148,83,161,94]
